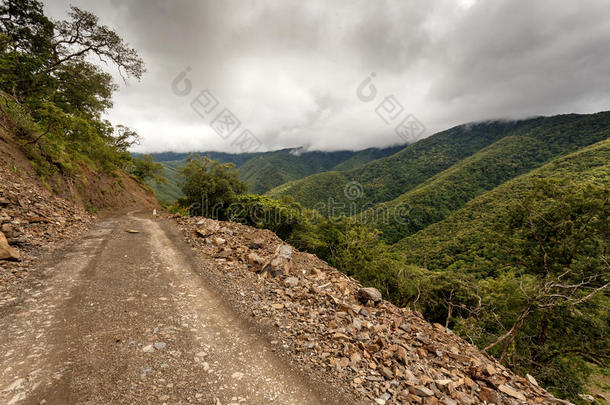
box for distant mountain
[266,120,530,210]
[364,112,610,242]
[266,113,610,228]
[138,145,404,202]
[395,136,610,272]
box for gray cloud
[43,0,610,153]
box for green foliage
[129,154,166,185]
[241,136,610,402]
[178,155,247,219]
[267,113,610,228]
[368,113,610,242]
[267,120,528,211]
[0,0,145,181]
[225,194,314,241]
[142,146,403,202]
[392,140,610,401]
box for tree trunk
[484,306,532,362]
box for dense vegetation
[143,145,403,202]
[366,112,610,242]
[266,120,531,212]
[0,0,148,187]
[177,155,247,219]
[392,140,610,400]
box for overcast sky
[44,0,610,153]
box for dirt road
[0,213,343,404]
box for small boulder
[196,222,220,238]
[212,237,226,246]
[526,373,538,386]
[409,386,434,397]
[498,384,526,401]
[247,252,264,268]
[0,231,20,261]
[153,342,167,350]
[261,244,293,277]
[284,276,299,287]
[248,239,264,249]
[357,287,382,304]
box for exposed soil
[0,212,356,404]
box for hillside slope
[146,146,404,202]
[395,136,610,272]
[366,112,610,242]
[266,120,531,212]
[172,215,566,405]
[0,121,158,299]
[267,113,610,217]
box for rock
[479,387,499,404]
[215,249,232,258]
[0,197,10,206]
[498,384,527,401]
[213,237,226,246]
[0,231,20,261]
[153,342,167,350]
[142,344,154,353]
[125,229,139,233]
[276,244,292,260]
[172,214,564,405]
[396,346,408,364]
[195,222,220,237]
[579,394,595,403]
[1,223,15,238]
[410,386,434,397]
[380,366,393,379]
[248,239,264,249]
[261,244,293,277]
[526,373,538,386]
[452,392,476,404]
[247,252,264,268]
[231,372,244,380]
[284,276,299,287]
[357,287,382,304]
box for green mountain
[266,120,530,212]
[266,113,610,223]
[364,112,610,242]
[394,137,610,272]
[142,146,403,202]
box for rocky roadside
[173,215,571,405]
[0,164,93,307]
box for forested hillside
[144,145,403,202]
[266,120,530,212]
[192,113,608,402]
[267,114,610,219]
[204,136,609,402]
[365,112,610,242]
[391,139,610,400]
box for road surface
[0,213,341,404]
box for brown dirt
[0,212,356,404]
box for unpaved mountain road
[0,213,349,405]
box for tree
[178,155,247,219]
[0,0,147,177]
[0,0,53,98]
[48,6,144,81]
[130,154,166,185]
[483,180,609,361]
